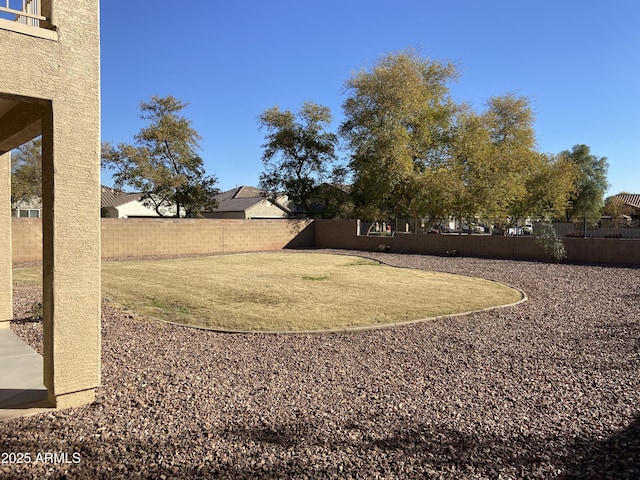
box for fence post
[584,217,587,239]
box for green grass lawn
[13,252,524,332]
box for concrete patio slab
[0,328,53,422]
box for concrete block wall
[564,238,640,265]
[313,219,549,260]
[100,218,314,258]
[11,217,640,265]
[12,218,315,262]
[11,218,43,263]
[313,219,640,265]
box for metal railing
[551,218,640,239]
[0,0,45,28]
[358,217,640,239]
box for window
[19,209,40,218]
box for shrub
[534,222,567,263]
[30,301,43,321]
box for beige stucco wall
[0,152,12,327]
[0,0,101,409]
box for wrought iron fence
[358,218,523,236]
[358,220,396,237]
[0,0,44,27]
[358,217,640,239]
[551,218,640,239]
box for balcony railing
[0,0,45,28]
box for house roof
[101,186,143,208]
[609,193,640,210]
[211,186,290,213]
[215,185,264,201]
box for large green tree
[483,94,553,219]
[101,96,218,217]
[258,101,339,215]
[341,50,580,224]
[340,49,459,219]
[442,94,574,223]
[513,153,577,219]
[560,144,609,220]
[10,137,42,212]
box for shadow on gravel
[9,318,41,325]
[222,418,640,479]
[1,416,639,479]
[214,421,576,478]
[560,415,640,480]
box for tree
[483,94,542,219]
[101,96,218,217]
[513,153,577,219]
[447,95,573,223]
[447,107,497,221]
[340,49,459,219]
[258,101,338,215]
[341,50,579,225]
[560,144,609,220]
[10,137,42,213]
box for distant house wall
[203,200,289,219]
[108,201,160,218]
[246,201,289,219]
[11,197,42,217]
[100,207,119,218]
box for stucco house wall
[0,0,101,409]
[102,200,162,218]
[245,200,289,219]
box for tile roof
[101,186,142,208]
[609,193,640,210]
[211,186,289,213]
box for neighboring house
[11,196,42,217]
[605,193,640,220]
[203,186,290,219]
[100,186,179,218]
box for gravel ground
[2,250,640,479]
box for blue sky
[100,0,639,196]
